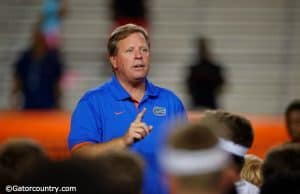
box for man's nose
[134,50,143,58]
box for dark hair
[285,100,300,137]
[0,138,47,183]
[200,111,254,171]
[262,143,300,182]
[201,110,254,148]
[260,173,300,194]
[107,23,150,56]
[285,100,300,119]
[21,159,102,194]
[95,150,144,194]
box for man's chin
[133,77,146,82]
[133,72,148,80]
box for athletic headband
[219,138,249,157]
[160,144,230,176]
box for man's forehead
[119,32,146,41]
[116,34,148,47]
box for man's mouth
[133,64,145,69]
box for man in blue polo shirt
[68,23,187,194]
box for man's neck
[117,76,146,102]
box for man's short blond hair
[107,23,150,57]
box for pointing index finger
[135,108,146,122]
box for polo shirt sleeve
[172,94,188,122]
[68,97,103,150]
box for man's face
[110,32,150,83]
[287,110,300,141]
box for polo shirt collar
[144,79,160,98]
[110,75,159,101]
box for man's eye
[141,48,149,53]
[126,49,133,52]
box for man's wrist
[119,136,131,147]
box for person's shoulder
[211,61,224,70]
[14,49,32,67]
[80,81,111,101]
[152,83,182,101]
[189,62,201,70]
[157,87,176,96]
[18,49,32,59]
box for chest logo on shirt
[153,106,167,116]
[114,111,124,115]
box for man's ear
[109,55,118,70]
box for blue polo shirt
[68,75,187,194]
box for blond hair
[107,23,150,57]
[240,154,263,186]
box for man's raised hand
[123,108,153,145]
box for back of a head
[240,154,263,187]
[200,110,254,171]
[21,159,102,194]
[169,123,218,150]
[0,138,47,183]
[201,110,254,148]
[260,173,300,194]
[160,123,231,193]
[95,150,144,194]
[262,143,300,182]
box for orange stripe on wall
[0,111,71,159]
[0,111,290,159]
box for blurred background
[0,0,299,159]
[0,0,299,114]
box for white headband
[218,138,249,157]
[159,144,230,176]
